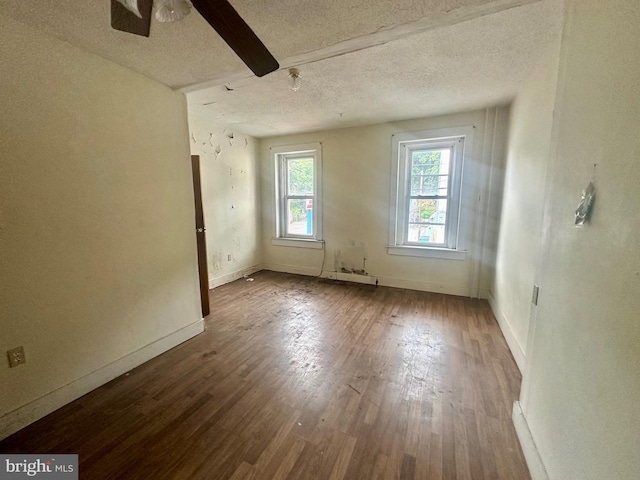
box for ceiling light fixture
[155,0,192,23]
[288,68,302,92]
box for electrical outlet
[227,254,232,261]
[7,346,26,368]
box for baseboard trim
[377,275,471,297]
[209,264,262,289]
[0,319,204,441]
[262,264,473,297]
[513,401,549,480]
[261,263,321,277]
[487,290,525,372]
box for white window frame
[388,126,473,260]
[272,143,323,249]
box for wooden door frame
[191,155,210,317]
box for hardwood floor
[0,271,530,479]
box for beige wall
[490,38,561,369]
[519,0,640,478]
[259,109,508,296]
[0,14,202,436]
[188,111,262,287]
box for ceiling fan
[110,0,279,77]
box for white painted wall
[0,14,202,438]
[517,1,640,478]
[188,111,262,287]
[490,38,562,370]
[259,109,508,297]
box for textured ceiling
[3,0,563,137]
[188,0,564,136]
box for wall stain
[210,251,223,273]
[335,240,368,275]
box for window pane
[287,157,314,196]
[407,199,448,244]
[410,148,450,196]
[286,198,313,236]
[407,224,446,244]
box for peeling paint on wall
[335,240,368,275]
[188,115,260,288]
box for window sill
[272,238,324,249]
[387,245,467,260]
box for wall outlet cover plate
[7,346,26,368]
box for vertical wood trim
[191,155,210,317]
[470,107,495,298]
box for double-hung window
[388,126,472,259]
[272,143,323,249]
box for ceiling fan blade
[191,0,279,77]
[111,0,153,37]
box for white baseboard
[513,401,549,480]
[0,319,204,441]
[487,290,525,372]
[208,264,262,289]
[261,263,321,277]
[262,264,475,297]
[377,275,471,297]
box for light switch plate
[532,285,540,306]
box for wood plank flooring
[0,271,530,479]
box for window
[273,143,323,249]
[389,126,472,259]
